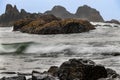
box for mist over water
[0,22,120,77]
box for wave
[0,41,120,58]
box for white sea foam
[0,22,120,76]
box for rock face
[0,4,104,27]
[47,58,107,80]
[75,5,104,22]
[13,14,95,34]
[45,5,104,22]
[0,4,20,26]
[44,6,76,19]
[0,4,41,27]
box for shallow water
[0,22,120,77]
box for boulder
[13,15,95,34]
[56,59,107,80]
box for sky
[0,0,120,21]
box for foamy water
[0,22,120,77]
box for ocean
[0,22,120,77]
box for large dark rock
[75,5,104,22]
[13,15,95,34]
[53,59,107,80]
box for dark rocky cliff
[44,6,76,19]
[0,4,104,27]
[75,5,104,22]
[0,4,41,27]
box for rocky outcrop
[0,4,41,27]
[105,19,120,25]
[0,4,104,27]
[44,6,76,19]
[48,59,107,80]
[45,5,104,22]
[0,58,119,80]
[75,5,104,22]
[0,4,20,26]
[13,14,95,34]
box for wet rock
[13,17,95,34]
[0,76,26,80]
[32,71,59,80]
[48,66,59,76]
[106,68,120,78]
[57,59,107,80]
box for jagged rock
[0,4,42,27]
[0,4,20,26]
[75,5,104,22]
[57,59,107,80]
[44,6,76,19]
[0,4,104,27]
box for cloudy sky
[0,0,120,20]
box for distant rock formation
[0,4,20,26]
[0,4,41,27]
[44,6,76,19]
[13,14,95,34]
[0,4,104,27]
[75,5,104,22]
[45,5,104,22]
[105,19,120,25]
